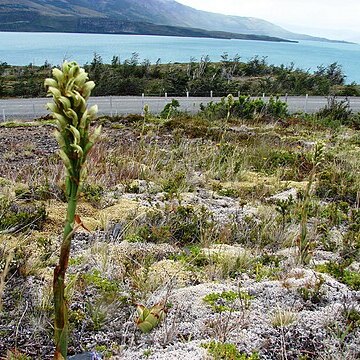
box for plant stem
[53,179,78,359]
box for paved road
[1,96,360,121]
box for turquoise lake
[0,32,359,83]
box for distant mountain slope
[0,0,341,42]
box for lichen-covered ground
[0,113,359,359]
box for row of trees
[0,53,359,98]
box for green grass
[316,262,360,290]
[1,104,360,358]
[201,341,259,360]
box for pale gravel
[114,273,360,360]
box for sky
[176,0,360,42]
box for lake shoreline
[0,32,359,83]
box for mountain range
[0,0,344,43]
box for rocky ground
[0,115,359,360]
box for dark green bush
[160,99,180,119]
[316,96,352,124]
[200,95,288,121]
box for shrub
[160,99,180,119]
[316,96,352,124]
[199,95,288,121]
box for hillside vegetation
[0,93,359,359]
[0,55,359,98]
[0,0,324,41]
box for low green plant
[298,142,324,264]
[211,252,254,280]
[266,96,289,118]
[124,253,158,300]
[271,308,298,328]
[342,209,360,260]
[342,305,360,332]
[229,210,283,250]
[162,171,187,195]
[203,290,252,313]
[201,341,259,360]
[143,349,152,358]
[15,181,61,201]
[68,308,86,328]
[251,149,312,179]
[135,303,167,333]
[253,261,282,282]
[6,350,32,360]
[83,269,120,294]
[297,275,325,304]
[327,320,355,351]
[171,244,210,268]
[316,261,360,290]
[257,253,284,268]
[160,99,180,119]
[319,201,348,227]
[131,205,211,246]
[94,345,112,358]
[86,300,108,331]
[217,187,241,198]
[0,201,46,233]
[349,112,360,129]
[316,165,359,203]
[275,195,295,228]
[250,254,284,282]
[81,182,104,205]
[163,114,217,139]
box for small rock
[266,188,297,203]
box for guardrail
[1,95,359,121]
